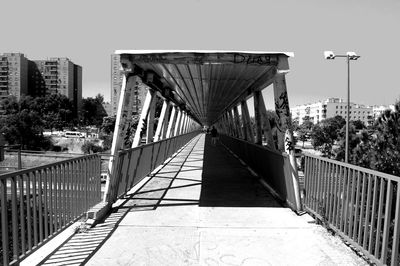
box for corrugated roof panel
[120,51,291,125]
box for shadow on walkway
[199,135,282,207]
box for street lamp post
[324,51,360,163]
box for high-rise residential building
[0,53,29,101]
[0,53,82,116]
[291,98,373,126]
[111,54,146,117]
[29,57,82,116]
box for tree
[101,116,116,135]
[352,119,366,131]
[0,109,52,150]
[370,104,400,176]
[311,116,345,157]
[297,118,314,148]
[81,94,107,126]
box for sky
[1,0,400,108]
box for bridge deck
[35,134,366,265]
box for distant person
[211,126,218,146]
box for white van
[64,131,84,138]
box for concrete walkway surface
[36,134,367,266]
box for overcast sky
[1,0,399,108]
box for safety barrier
[107,131,201,202]
[303,153,400,266]
[0,154,101,266]
[219,134,301,212]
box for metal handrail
[303,154,400,266]
[0,154,101,265]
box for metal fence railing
[0,154,101,266]
[219,134,301,212]
[107,131,201,202]
[303,153,400,266]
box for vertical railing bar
[26,173,32,250]
[348,169,356,238]
[332,163,339,227]
[1,179,10,266]
[380,180,393,263]
[77,159,81,216]
[84,158,88,212]
[328,163,335,223]
[48,167,53,236]
[11,177,19,261]
[43,169,49,239]
[368,175,379,254]
[32,172,38,247]
[314,159,322,213]
[73,161,78,219]
[357,172,367,246]
[321,161,328,219]
[65,162,70,223]
[97,156,101,202]
[343,167,352,235]
[303,156,310,207]
[352,170,361,241]
[60,164,65,228]
[339,166,346,231]
[375,178,385,258]
[38,170,43,243]
[54,165,58,233]
[19,175,26,255]
[363,173,373,250]
[390,181,400,266]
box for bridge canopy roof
[116,50,293,126]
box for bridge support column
[132,87,155,147]
[173,108,182,137]
[273,73,302,211]
[253,91,263,145]
[241,100,254,142]
[233,106,242,139]
[166,104,177,138]
[154,100,170,142]
[105,74,142,202]
[146,90,157,144]
[257,91,276,150]
[227,110,235,137]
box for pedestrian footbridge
[1,51,399,265]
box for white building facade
[372,105,395,119]
[291,98,373,125]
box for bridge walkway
[38,134,366,265]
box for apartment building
[110,54,146,117]
[0,53,29,101]
[29,58,82,115]
[291,98,373,125]
[0,53,82,116]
